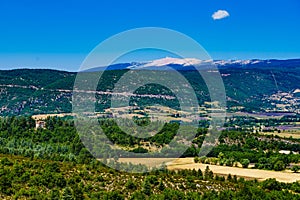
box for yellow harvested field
[167,158,300,183]
[118,158,176,168]
[261,131,300,139]
[32,113,74,120]
[119,157,300,182]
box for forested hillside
[0,60,300,116]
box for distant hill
[87,58,300,71]
[0,58,299,116]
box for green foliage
[274,160,285,171]
[61,187,74,200]
[292,165,300,173]
[261,178,282,191]
[241,159,250,168]
[204,166,214,180]
[158,180,165,191]
[50,188,61,200]
[0,154,299,199]
[209,130,300,171]
[142,179,152,196]
[0,115,300,199]
[1,65,300,116]
[126,179,137,190]
[130,147,148,153]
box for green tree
[49,188,61,200]
[158,180,165,191]
[218,152,224,160]
[227,174,232,181]
[61,187,74,200]
[292,165,300,173]
[142,179,152,196]
[130,191,146,200]
[204,166,213,180]
[72,184,84,200]
[261,178,282,191]
[0,174,12,195]
[125,179,136,190]
[274,160,285,171]
[241,159,250,168]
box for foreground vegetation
[2,154,300,199]
[1,116,300,198]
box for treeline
[0,116,93,164]
[205,130,300,171]
[2,116,300,171]
[0,116,204,161]
[98,119,206,157]
[224,114,300,128]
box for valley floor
[168,158,300,183]
[120,157,300,183]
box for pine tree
[61,187,74,200]
[49,188,60,200]
[204,166,213,180]
[142,179,152,196]
[158,180,165,191]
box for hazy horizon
[1,55,299,72]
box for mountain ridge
[1,58,300,72]
[83,58,300,72]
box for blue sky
[0,0,299,71]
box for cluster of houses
[263,90,300,113]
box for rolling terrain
[0,58,300,116]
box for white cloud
[212,10,230,20]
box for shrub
[273,161,285,171]
[241,159,250,168]
[291,165,300,173]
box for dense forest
[1,116,300,198]
[1,116,300,170]
[2,154,300,199]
